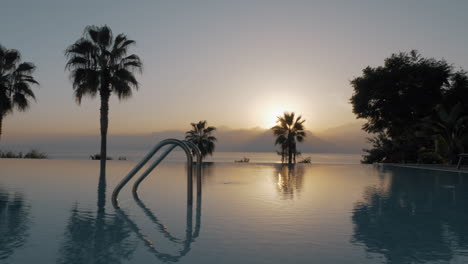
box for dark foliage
[0,44,39,141]
[65,25,142,176]
[185,121,217,160]
[351,51,468,163]
[0,149,47,159]
[271,112,306,165]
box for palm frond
[185,120,217,158]
[12,93,29,111]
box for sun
[264,112,280,128]
[261,108,286,129]
[252,95,303,129]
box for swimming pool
[1,159,468,263]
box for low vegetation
[235,157,250,163]
[298,157,312,164]
[0,149,47,159]
[90,154,113,160]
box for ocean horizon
[42,149,362,164]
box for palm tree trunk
[99,89,110,178]
[292,144,295,164]
[288,141,293,165]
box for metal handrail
[115,192,202,263]
[181,141,203,195]
[111,138,202,208]
[132,140,202,200]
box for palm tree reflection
[351,166,468,263]
[274,165,305,199]
[57,175,137,264]
[0,189,31,261]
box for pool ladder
[111,138,202,208]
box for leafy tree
[65,25,142,177]
[350,50,463,163]
[185,120,217,160]
[444,71,468,110]
[271,112,306,165]
[351,50,450,135]
[0,45,39,141]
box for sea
[46,149,362,164]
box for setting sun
[257,101,304,129]
[263,109,284,128]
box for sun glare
[262,108,287,129]
[265,113,280,128]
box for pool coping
[379,163,468,174]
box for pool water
[1,159,468,263]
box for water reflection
[199,163,216,186]
[116,193,202,263]
[57,176,137,264]
[274,165,305,199]
[352,166,468,263]
[0,189,31,261]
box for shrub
[417,148,444,164]
[298,157,312,164]
[235,157,250,163]
[90,154,113,160]
[0,149,47,159]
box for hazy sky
[1,0,468,136]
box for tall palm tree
[0,45,39,141]
[271,112,306,165]
[185,121,217,160]
[65,25,142,177]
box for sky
[1,0,468,137]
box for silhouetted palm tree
[65,25,142,177]
[271,112,306,165]
[185,121,217,160]
[0,45,38,141]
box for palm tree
[422,102,468,163]
[185,121,217,160]
[0,45,39,141]
[271,112,306,165]
[65,25,142,177]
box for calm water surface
[1,159,468,263]
[47,150,361,164]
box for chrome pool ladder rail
[111,138,202,208]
